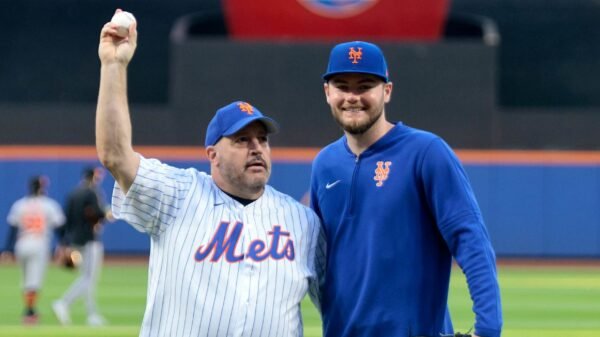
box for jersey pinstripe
[112,156,321,337]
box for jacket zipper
[348,154,361,217]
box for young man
[310,41,503,337]
[5,176,65,324]
[94,10,320,337]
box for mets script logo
[238,102,254,115]
[297,0,379,19]
[373,161,391,187]
[195,222,295,263]
[349,47,362,64]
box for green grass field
[0,261,599,337]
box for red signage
[222,0,449,40]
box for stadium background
[1,0,598,257]
[0,0,599,335]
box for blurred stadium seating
[0,0,598,148]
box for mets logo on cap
[238,102,254,115]
[348,47,363,64]
[297,0,379,18]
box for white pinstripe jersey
[112,156,321,337]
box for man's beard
[333,108,383,135]
[220,161,269,194]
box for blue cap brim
[222,116,279,138]
[323,70,388,83]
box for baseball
[110,11,136,37]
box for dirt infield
[105,255,149,265]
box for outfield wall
[0,147,598,257]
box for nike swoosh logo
[325,180,341,189]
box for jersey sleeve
[47,199,66,228]
[112,156,194,236]
[420,138,503,337]
[6,200,22,227]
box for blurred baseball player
[52,167,108,326]
[4,176,65,325]
[94,10,321,337]
[310,41,503,337]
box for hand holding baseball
[99,9,138,66]
[111,10,136,37]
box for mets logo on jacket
[374,161,392,187]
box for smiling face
[324,73,392,135]
[207,121,272,199]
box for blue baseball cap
[323,41,389,82]
[204,101,279,147]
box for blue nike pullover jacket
[310,123,502,337]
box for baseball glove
[56,246,80,270]
[62,250,77,269]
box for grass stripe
[0,262,599,336]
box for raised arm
[95,9,140,194]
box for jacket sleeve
[307,156,327,315]
[421,138,503,337]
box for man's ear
[324,82,331,104]
[206,146,218,163]
[383,81,393,104]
